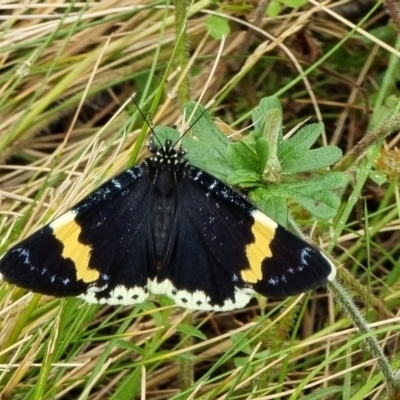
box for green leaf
[182,102,233,181]
[262,110,282,181]
[264,173,348,220]
[279,123,342,174]
[252,97,283,140]
[369,170,388,185]
[228,138,259,172]
[153,125,180,144]
[280,122,323,157]
[230,332,252,354]
[226,169,260,187]
[234,356,251,368]
[250,187,289,226]
[262,109,282,146]
[251,99,283,181]
[283,146,343,174]
[255,137,270,168]
[205,15,230,40]
[267,0,281,17]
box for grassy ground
[1,1,400,399]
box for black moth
[0,132,335,311]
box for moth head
[148,139,186,169]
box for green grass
[1,1,400,399]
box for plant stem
[329,279,400,393]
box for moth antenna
[147,112,154,128]
[172,107,210,149]
[130,96,161,147]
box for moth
[0,127,336,311]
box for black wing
[0,165,156,305]
[152,165,335,311]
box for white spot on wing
[150,279,253,311]
[111,178,121,189]
[15,248,31,265]
[49,210,78,230]
[268,277,278,286]
[251,210,278,230]
[209,180,218,190]
[322,253,336,281]
[78,285,107,303]
[78,284,150,305]
[300,247,311,266]
[193,171,202,181]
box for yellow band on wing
[51,211,100,283]
[242,210,277,284]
